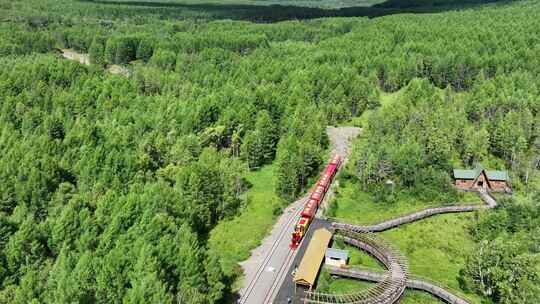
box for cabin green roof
[486,170,509,181]
[453,164,508,181]
[453,169,476,179]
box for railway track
[263,246,296,303]
[239,127,361,304]
[264,127,498,304]
[239,196,306,304]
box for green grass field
[321,178,488,303]
[320,213,484,303]
[321,213,483,302]
[328,180,481,225]
[351,90,401,127]
[402,291,442,303]
[323,278,443,303]
[331,239,385,270]
[325,276,373,293]
[320,268,444,303]
[382,213,484,303]
[208,165,283,289]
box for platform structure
[293,228,332,290]
[275,189,499,304]
[299,229,409,304]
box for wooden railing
[300,230,408,304]
[300,190,498,304]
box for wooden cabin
[453,164,511,193]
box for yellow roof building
[293,228,333,289]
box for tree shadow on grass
[90,0,514,22]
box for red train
[290,155,342,249]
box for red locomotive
[290,155,342,249]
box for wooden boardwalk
[297,190,499,304]
[326,266,471,304]
[332,190,497,233]
[299,230,408,304]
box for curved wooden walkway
[326,266,471,304]
[308,190,498,304]
[332,190,497,233]
[300,230,408,304]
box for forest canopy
[0,0,539,303]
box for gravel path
[326,126,362,159]
[317,126,361,216]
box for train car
[330,155,342,166]
[301,200,317,218]
[290,155,342,249]
[291,217,310,247]
[310,185,326,202]
[318,173,331,190]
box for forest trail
[61,49,90,65]
[238,126,360,304]
[60,49,130,77]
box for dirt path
[238,126,361,304]
[61,49,90,65]
[60,49,130,77]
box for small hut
[325,248,349,268]
[453,164,511,193]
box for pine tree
[88,36,105,67]
[240,131,263,170]
[254,110,278,163]
[274,136,301,201]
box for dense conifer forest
[0,0,538,303]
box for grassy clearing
[208,165,282,288]
[381,213,484,303]
[328,181,481,225]
[320,212,484,303]
[318,268,374,293]
[100,0,386,9]
[324,177,489,303]
[326,278,373,293]
[402,291,443,303]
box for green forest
[0,0,539,303]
